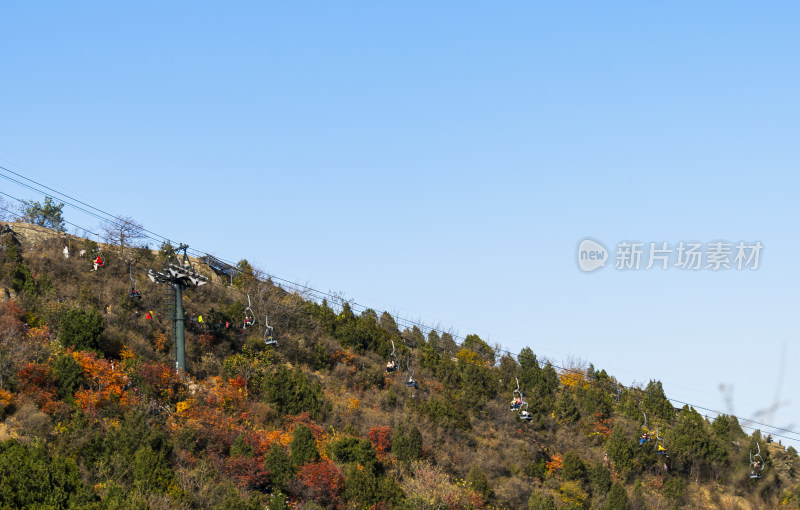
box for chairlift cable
[2,173,800,443]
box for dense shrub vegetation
[0,220,797,509]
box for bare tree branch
[101,216,147,257]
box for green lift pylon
[148,244,208,372]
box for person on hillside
[146,311,152,320]
[92,254,103,271]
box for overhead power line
[1,166,798,444]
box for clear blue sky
[1,2,798,444]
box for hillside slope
[0,221,798,510]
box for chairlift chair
[519,401,533,422]
[91,244,106,271]
[404,357,418,389]
[655,427,668,456]
[405,370,418,389]
[243,294,257,328]
[96,234,105,265]
[263,313,277,346]
[639,412,650,444]
[385,340,399,373]
[510,377,523,411]
[750,443,763,480]
[509,378,531,421]
[128,263,142,299]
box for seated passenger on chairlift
[264,328,277,346]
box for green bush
[55,353,83,402]
[311,340,330,370]
[58,306,105,351]
[643,380,674,423]
[210,481,263,510]
[710,414,744,444]
[466,465,491,501]
[343,462,381,508]
[0,439,96,508]
[462,334,495,365]
[329,437,379,473]
[456,353,499,412]
[268,490,289,510]
[415,396,472,431]
[562,452,587,482]
[70,408,172,492]
[662,476,685,508]
[577,383,614,419]
[666,405,726,473]
[343,463,404,509]
[2,239,38,295]
[264,444,294,491]
[230,434,254,458]
[528,491,556,510]
[525,457,548,481]
[589,463,611,496]
[556,389,580,423]
[263,366,328,419]
[132,445,174,493]
[605,482,628,510]
[392,421,423,464]
[607,427,633,474]
[291,424,320,466]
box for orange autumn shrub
[70,350,138,416]
[367,426,393,459]
[297,459,344,507]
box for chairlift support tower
[148,244,207,373]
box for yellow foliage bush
[559,370,588,389]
